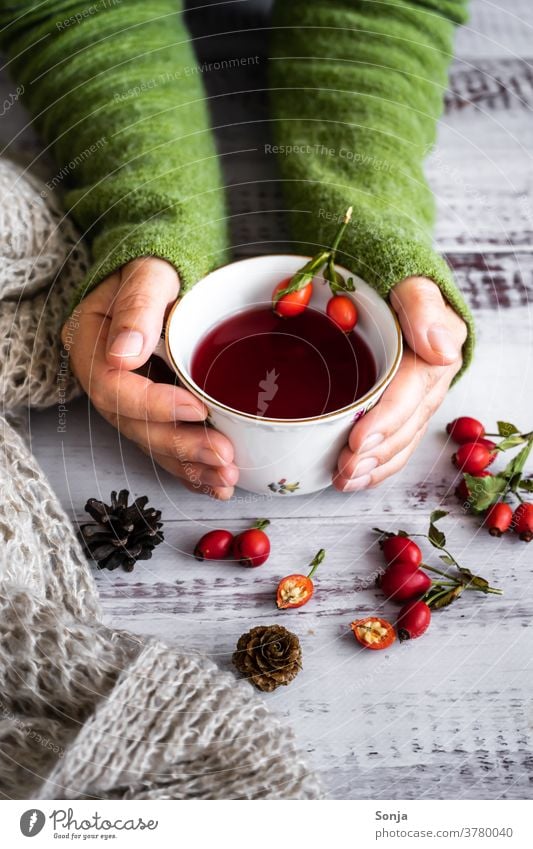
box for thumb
[390,276,464,366]
[106,257,180,370]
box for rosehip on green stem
[272,278,313,318]
[484,502,513,537]
[453,441,494,474]
[379,562,432,602]
[232,519,271,566]
[446,417,485,444]
[455,470,493,503]
[380,535,423,568]
[396,600,431,642]
[512,503,533,542]
[326,294,357,332]
[194,529,234,561]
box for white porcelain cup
[154,255,402,496]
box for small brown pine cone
[232,624,302,692]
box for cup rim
[164,254,403,426]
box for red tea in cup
[191,306,376,419]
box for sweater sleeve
[0,0,228,299]
[269,0,474,374]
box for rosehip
[380,535,422,569]
[512,503,533,542]
[484,502,513,537]
[379,563,432,602]
[396,600,431,642]
[351,617,396,650]
[446,416,485,444]
[326,294,357,332]
[194,529,234,561]
[476,438,498,467]
[453,441,494,474]
[232,519,271,566]
[455,470,492,502]
[272,278,313,318]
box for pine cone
[233,625,302,692]
[79,489,164,572]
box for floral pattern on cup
[268,478,300,495]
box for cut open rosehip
[232,519,271,567]
[194,529,234,561]
[351,617,396,650]
[446,417,485,444]
[276,549,325,609]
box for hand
[333,276,467,492]
[63,257,238,499]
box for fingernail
[359,433,384,453]
[108,330,144,358]
[351,456,378,478]
[342,474,371,492]
[427,324,459,361]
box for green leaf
[428,523,446,550]
[496,434,526,452]
[429,585,464,609]
[397,529,409,538]
[519,479,533,492]
[497,421,519,437]
[503,442,533,482]
[467,574,490,592]
[372,527,389,537]
[463,473,508,513]
[430,509,448,524]
[439,554,455,566]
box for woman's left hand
[333,276,468,492]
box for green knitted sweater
[0,0,473,370]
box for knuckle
[114,288,154,322]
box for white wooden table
[5,0,533,799]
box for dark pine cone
[79,489,164,572]
[232,624,302,692]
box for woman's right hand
[62,257,239,499]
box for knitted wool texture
[0,0,474,374]
[0,159,322,800]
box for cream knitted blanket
[0,159,322,800]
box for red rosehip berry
[232,519,271,566]
[396,600,431,642]
[446,417,485,444]
[380,535,422,569]
[453,441,494,474]
[455,470,493,502]
[194,529,234,561]
[512,503,533,542]
[484,502,513,537]
[379,563,432,602]
[272,278,313,318]
[326,294,358,332]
